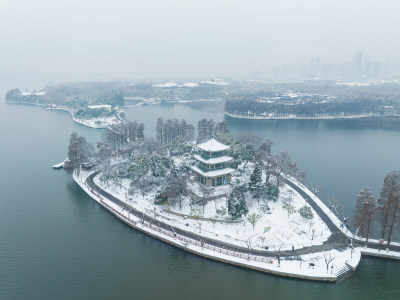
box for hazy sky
[1,0,399,81]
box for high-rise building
[353,52,363,79]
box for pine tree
[66,132,92,172]
[67,132,80,169]
[299,205,314,219]
[227,187,249,219]
[265,182,279,202]
[249,163,262,193]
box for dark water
[1,86,400,299]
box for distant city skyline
[269,52,400,81]
[1,0,400,82]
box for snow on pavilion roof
[197,138,230,152]
[191,165,235,178]
[193,154,233,165]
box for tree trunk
[365,209,373,244]
[386,203,398,248]
[380,208,390,241]
[359,203,367,237]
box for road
[85,171,356,258]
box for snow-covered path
[286,176,400,253]
[72,170,364,282]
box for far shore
[5,100,124,129]
[225,112,400,120]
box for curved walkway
[86,171,349,257]
[285,178,400,253]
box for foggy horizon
[1,0,400,82]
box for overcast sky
[1,0,399,81]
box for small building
[191,138,235,186]
[88,104,112,112]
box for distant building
[353,51,363,79]
[88,104,112,112]
[191,138,235,186]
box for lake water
[1,83,400,299]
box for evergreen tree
[299,205,314,219]
[265,182,279,202]
[227,187,248,219]
[66,132,92,171]
[249,163,262,193]
[67,132,80,169]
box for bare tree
[378,171,400,248]
[273,245,282,267]
[323,251,335,273]
[199,184,211,214]
[255,138,274,183]
[283,202,297,219]
[353,187,377,242]
[274,151,303,187]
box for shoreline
[225,112,400,120]
[5,100,124,129]
[73,169,362,282]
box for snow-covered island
[5,87,125,129]
[67,120,363,282]
[225,92,400,120]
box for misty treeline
[6,82,125,108]
[127,82,225,101]
[225,92,399,118]
[156,118,195,145]
[226,80,400,103]
[353,171,400,248]
[7,79,400,116]
[66,117,305,217]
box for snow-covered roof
[197,138,230,152]
[183,82,198,87]
[88,104,112,109]
[154,82,178,88]
[193,154,232,165]
[191,165,235,178]
[201,79,229,86]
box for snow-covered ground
[359,247,400,260]
[287,176,400,248]
[23,103,125,129]
[73,115,122,129]
[93,169,331,251]
[74,170,360,281]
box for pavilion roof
[191,165,235,178]
[193,154,233,165]
[197,138,230,152]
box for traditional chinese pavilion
[191,138,235,186]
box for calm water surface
[1,84,400,299]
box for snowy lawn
[94,171,331,251]
[76,170,359,280]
